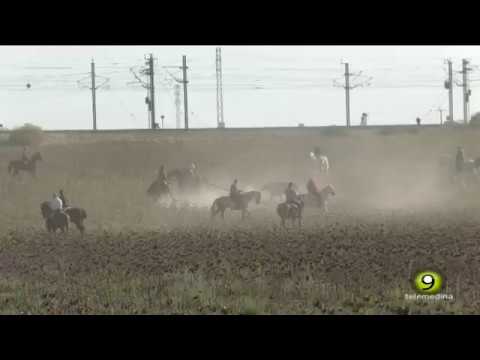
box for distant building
[298,123,305,127]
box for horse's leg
[242,207,250,220]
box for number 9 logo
[414,271,443,294]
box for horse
[40,201,69,233]
[64,207,87,235]
[147,178,174,203]
[167,168,202,194]
[457,158,480,188]
[439,155,480,188]
[262,181,298,201]
[298,184,336,212]
[8,152,42,177]
[210,191,261,220]
[277,200,304,228]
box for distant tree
[8,123,44,146]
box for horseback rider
[230,179,242,208]
[49,193,63,220]
[59,189,68,209]
[189,162,200,185]
[189,162,197,175]
[285,182,302,209]
[157,165,168,185]
[307,178,322,205]
[456,146,465,174]
[21,147,29,165]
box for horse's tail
[7,162,12,174]
[81,209,87,219]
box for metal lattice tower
[216,47,225,128]
[174,84,182,129]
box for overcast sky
[0,46,479,129]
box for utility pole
[444,59,454,123]
[344,62,351,127]
[216,47,225,128]
[174,84,181,129]
[333,61,372,128]
[163,55,189,130]
[432,107,446,125]
[129,55,157,129]
[462,59,471,125]
[91,60,97,131]
[77,59,109,131]
[456,59,473,125]
[182,55,189,130]
[147,54,156,129]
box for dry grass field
[1,126,480,314]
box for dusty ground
[0,126,480,314]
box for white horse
[298,184,336,212]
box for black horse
[40,201,69,233]
[147,178,174,203]
[8,152,42,177]
[41,202,87,235]
[277,201,304,228]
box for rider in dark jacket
[21,147,29,165]
[456,146,465,173]
[285,182,302,209]
[158,165,168,184]
[230,179,242,208]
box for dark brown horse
[9,152,42,177]
[64,207,87,235]
[147,178,174,202]
[40,201,69,233]
[210,191,261,220]
[277,201,304,228]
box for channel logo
[404,270,454,302]
[413,271,443,295]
